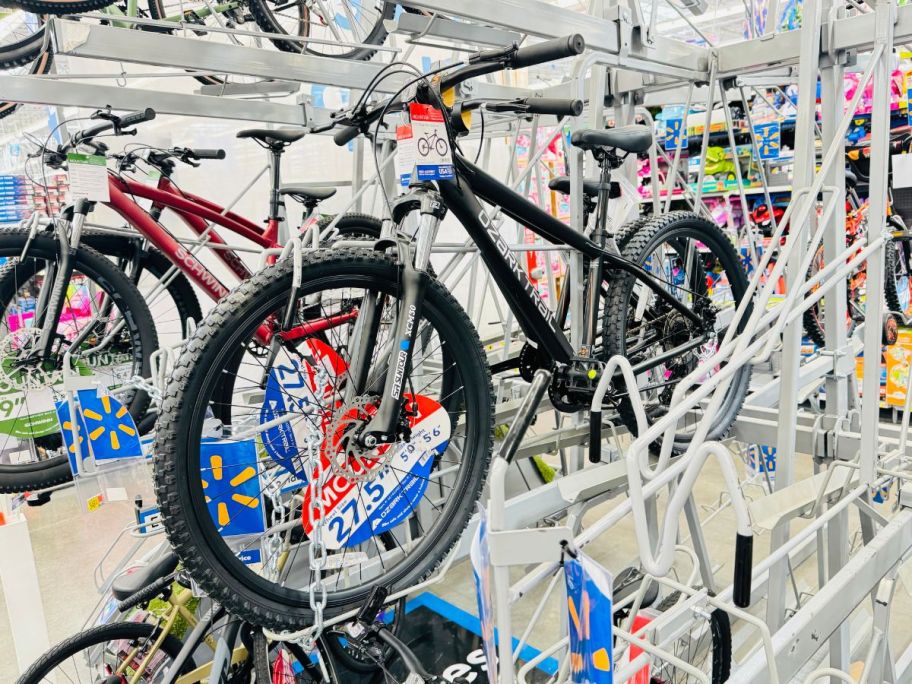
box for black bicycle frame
[359,151,707,443]
[436,153,704,364]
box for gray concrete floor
[3,442,912,681]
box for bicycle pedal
[25,491,54,507]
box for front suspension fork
[358,193,445,445]
[36,199,93,359]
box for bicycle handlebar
[512,34,586,68]
[331,35,585,147]
[486,97,584,117]
[116,572,175,613]
[190,148,226,160]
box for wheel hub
[325,396,394,483]
[0,329,62,391]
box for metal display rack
[4,0,912,680]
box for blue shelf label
[754,121,781,160]
[664,118,686,151]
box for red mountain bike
[0,108,379,494]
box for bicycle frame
[94,172,344,345]
[439,153,705,364]
[107,173,269,300]
[360,151,712,441]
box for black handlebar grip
[116,573,174,613]
[524,98,584,117]
[589,411,601,463]
[334,125,361,146]
[732,533,753,608]
[511,34,585,69]
[120,108,156,128]
[193,148,226,160]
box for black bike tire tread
[3,0,115,13]
[0,43,52,120]
[0,25,45,68]
[246,0,394,59]
[802,239,895,347]
[317,212,384,238]
[0,227,158,494]
[15,620,193,684]
[603,211,751,450]
[153,248,493,630]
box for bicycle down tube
[440,153,707,364]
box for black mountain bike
[153,34,751,631]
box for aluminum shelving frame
[6,0,912,679]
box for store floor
[3,443,912,681]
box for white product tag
[105,487,128,502]
[67,153,110,202]
[395,103,454,189]
[893,153,912,189]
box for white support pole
[767,0,824,632]
[0,516,52,677]
[860,0,896,484]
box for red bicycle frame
[103,173,355,343]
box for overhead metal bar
[397,0,711,77]
[716,2,912,76]
[0,75,307,125]
[49,19,410,93]
[386,11,521,47]
[47,18,531,102]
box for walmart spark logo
[200,440,266,538]
[565,553,614,683]
[55,390,142,472]
[79,392,140,458]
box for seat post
[268,145,284,222]
[592,156,613,247]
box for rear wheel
[0,12,53,121]
[154,249,493,629]
[1,0,114,14]
[603,211,751,451]
[647,592,732,683]
[247,0,394,59]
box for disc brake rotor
[325,396,393,483]
[0,328,63,391]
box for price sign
[67,153,110,202]
[395,103,455,187]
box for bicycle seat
[110,550,179,602]
[548,176,601,197]
[236,128,306,149]
[280,184,337,206]
[571,125,653,155]
[612,566,659,611]
[845,167,858,188]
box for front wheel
[154,248,493,630]
[603,211,751,451]
[0,228,158,494]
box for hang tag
[893,154,912,189]
[395,103,455,189]
[67,153,110,202]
